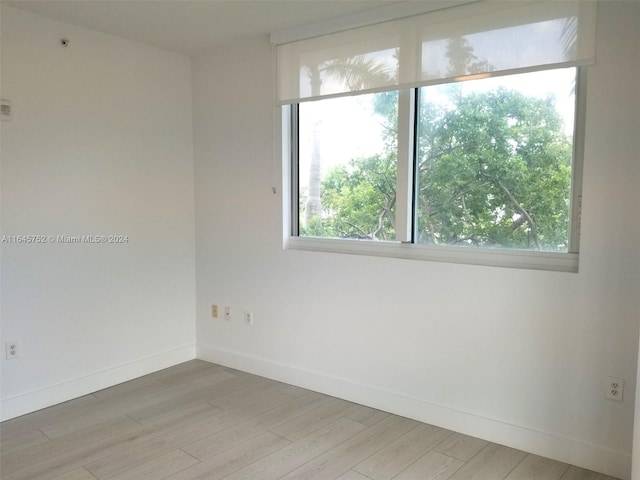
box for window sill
[286,236,578,273]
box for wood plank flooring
[0,360,620,480]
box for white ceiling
[3,0,401,56]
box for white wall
[634,344,640,480]
[0,6,196,419]
[193,3,640,479]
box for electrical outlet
[6,341,19,360]
[224,306,231,321]
[606,376,624,402]
[211,304,218,318]
[244,310,253,326]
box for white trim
[569,66,588,253]
[270,0,478,45]
[286,236,579,273]
[197,344,631,480]
[395,89,415,243]
[281,104,294,240]
[0,344,196,421]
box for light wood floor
[0,360,620,480]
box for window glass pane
[298,91,398,240]
[415,68,576,251]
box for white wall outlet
[211,304,218,318]
[6,341,19,360]
[224,306,231,321]
[244,310,253,326]
[606,376,624,401]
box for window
[297,91,399,241]
[414,68,578,252]
[276,1,596,271]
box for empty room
[1,1,639,479]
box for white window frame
[275,1,595,273]
[281,66,586,273]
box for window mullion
[289,104,299,237]
[395,88,416,243]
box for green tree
[307,86,573,251]
[416,87,572,250]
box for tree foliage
[416,85,573,250]
[301,84,573,251]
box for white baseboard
[1,344,196,422]
[197,344,631,480]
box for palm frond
[320,55,394,91]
